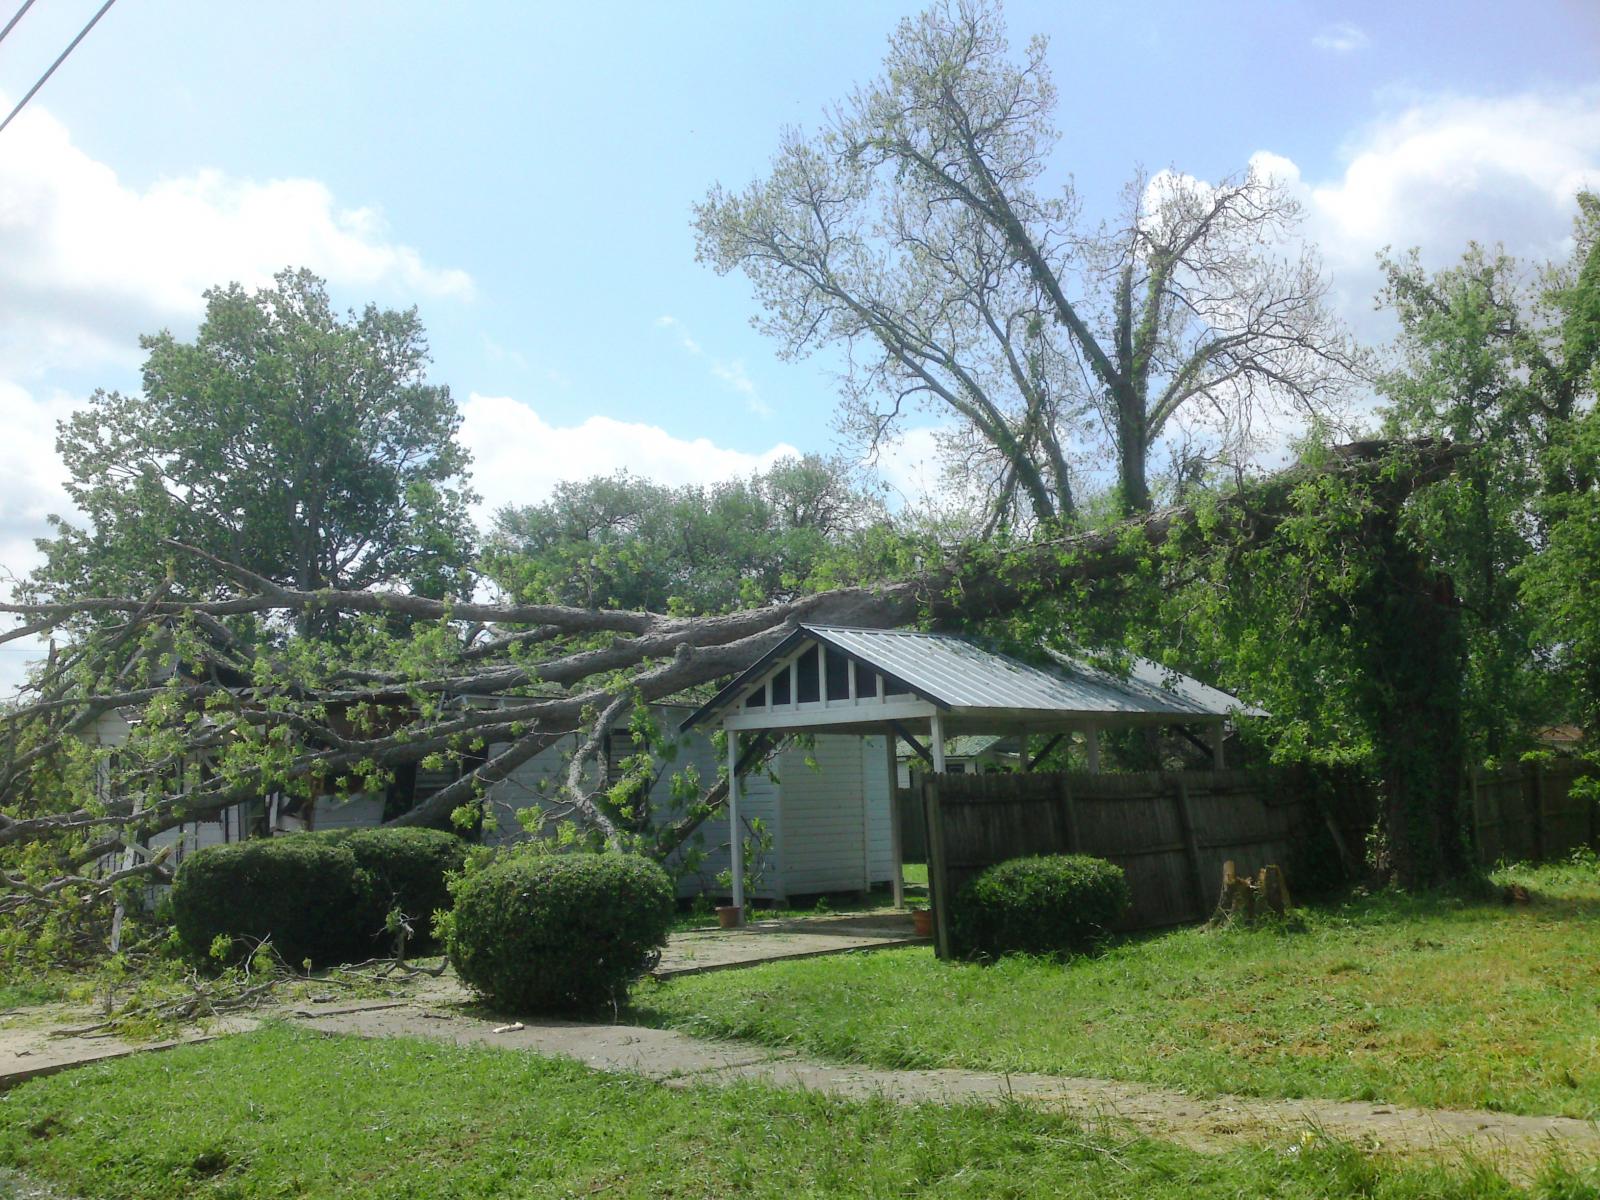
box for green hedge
[170,837,369,967]
[949,854,1130,960]
[447,852,673,1014]
[169,827,468,967]
[324,827,467,951]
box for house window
[771,666,792,705]
[884,674,910,696]
[825,648,851,701]
[796,646,821,703]
[743,682,766,708]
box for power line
[0,0,39,46]
[0,0,118,136]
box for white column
[930,712,947,774]
[1084,724,1101,774]
[1018,726,1030,773]
[1211,720,1226,770]
[727,725,744,922]
[884,731,904,908]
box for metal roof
[681,624,1261,729]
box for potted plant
[911,905,934,938]
[716,904,743,929]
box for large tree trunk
[1362,524,1471,886]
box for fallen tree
[0,437,1470,941]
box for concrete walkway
[656,912,926,977]
[290,999,1600,1175]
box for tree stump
[1211,860,1292,925]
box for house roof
[681,623,1261,731]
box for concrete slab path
[656,912,926,977]
[291,1000,1600,1175]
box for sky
[0,0,1598,688]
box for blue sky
[0,0,1598,685]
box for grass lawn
[638,859,1600,1119]
[0,1025,1590,1199]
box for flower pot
[912,907,934,938]
[716,904,743,929]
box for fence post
[1530,760,1547,863]
[1173,775,1209,921]
[1055,773,1080,853]
[922,774,953,960]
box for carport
[681,624,1260,924]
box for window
[771,665,792,705]
[825,647,851,701]
[855,662,879,699]
[743,682,766,708]
[796,646,821,703]
[884,674,910,696]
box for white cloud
[459,392,801,523]
[0,100,473,379]
[1250,88,1600,339]
[656,314,772,416]
[1313,22,1369,53]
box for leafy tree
[482,455,888,613]
[695,0,1359,524]
[31,269,477,628]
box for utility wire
[0,0,38,46]
[0,0,118,136]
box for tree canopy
[695,0,1360,524]
[29,269,478,628]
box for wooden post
[930,712,947,774]
[1084,724,1101,774]
[1210,721,1226,770]
[726,726,744,923]
[1173,776,1208,921]
[923,773,953,960]
[1530,759,1547,863]
[1055,774,1080,853]
[882,732,903,908]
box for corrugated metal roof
[809,625,1250,718]
[681,623,1261,729]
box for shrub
[949,854,1130,961]
[447,852,673,1013]
[322,827,467,952]
[169,837,369,968]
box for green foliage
[320,827,467,951]
[30,267,477,621]
[481,455,889,613]
[949,854,1129,960]
[447,852,673,1013]
[169,837,370,968]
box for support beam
[726,724,744,923]
[1211,721,1227,770]
[930,712,947,774]
[1027,733,1065,771]
[883,730,904,909]
[1084,724,1100,774]
[891,720,934,767]
[1018,726,1030,773]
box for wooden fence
[917,759,1597,958]
[918,768,1347,958]
[1471,760,1596,866]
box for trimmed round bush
[447,852,673,1014]
[949,854,1130,960]
[170,837,369,967]
[322,827,467,951]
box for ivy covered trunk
[1358,517,1471,887]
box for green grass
[638,860,1600,1119]
[0,977,69,1011]
[0,1025,1589,1198]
